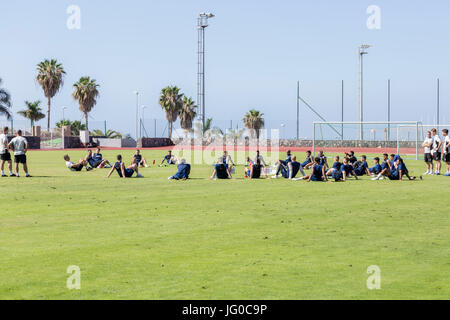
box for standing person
[8,130,30,177]
[442,129,450,176]
[422,131,434,175]
[0,126,14,177]
[431,128,442,175]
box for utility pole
[358,45,371,140]
[296,81,300,140]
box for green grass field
[0,149,448,300]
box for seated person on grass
[345,151,358,166]
[160,150,176,166]
[64,155,92,172]
[220,150,235,176]
[389,158,417,181]
[306,157,328,182]
[317,150,329,169]
[353,155,371,176]
[272,150,293,177]
[254,150,267,166]
[371,154,391,180]
[210,158,232,180]
[325,156,342,176]
[168,158,191,180]
[133,149,149,168]
[301,150,314,170]
[369,157,383,175]
[245,156,268,179]
[87,148,111,168]
[340,158,359,181]
[282,156,305,180]
[106,155,144,178]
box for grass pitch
[0,149,448,299]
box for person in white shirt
[0,126,14,177]
[7,130,30,177]
[442,129,450,176]
[430,128,442,175]
[422,130,434,175]
[64,154,92,172]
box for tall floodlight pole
[387,79,391,141]
[62,106,68,123]
[133,90,139,141]
[437,78,440,131]
[141,105,147,138]
[341,80,344,140]
[358,45,371,140]
[296,81,300,140]
[197,12,215,131]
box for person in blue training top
[301,150,314,170]
[306,157,328,182]
[317,150,329,170]
[210,158,232,180]
[372,154,391,180]
[160,150,176,166]
[87,147,111,168]
[106,155,144,179]
[168,158,191,180]
[272,150,293,178]
[340,157,359,181]
[354,155,371,176]
[133,149,149,168]
[395,158,417,181]
[281,155,305,180]
[325,156,342,176]
[369,157,383,175]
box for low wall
[138,138,174,148]
[62,136,82,149]
[7,136,40,149]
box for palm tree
[179,96,197,138]
[91,129,122,139]
[17,101,46,134]
[36,59,65,130]
[70,120,87,136]
[72,76,100,129]
[225,128,245,145]
[55,119,71,128]
[243,109,265,140]
[193,118,223,141]
[0,78,12,119]
[159,86,182,139]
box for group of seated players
[63,147,418,182]
[267,149,418,182]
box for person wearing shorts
[422,130,434,175]
[8,130,30,177]
[106,155,143,179]
[0,126,13,177]
[64,155,91,172]
[431,128,442,175]
[442,129,450,176]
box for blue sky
[1,0,449,138]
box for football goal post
[312,121,423,160]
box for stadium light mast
[358,44,371,140]
[133,90,139,142]
[197,12,215,132]
[62,106,68,122]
